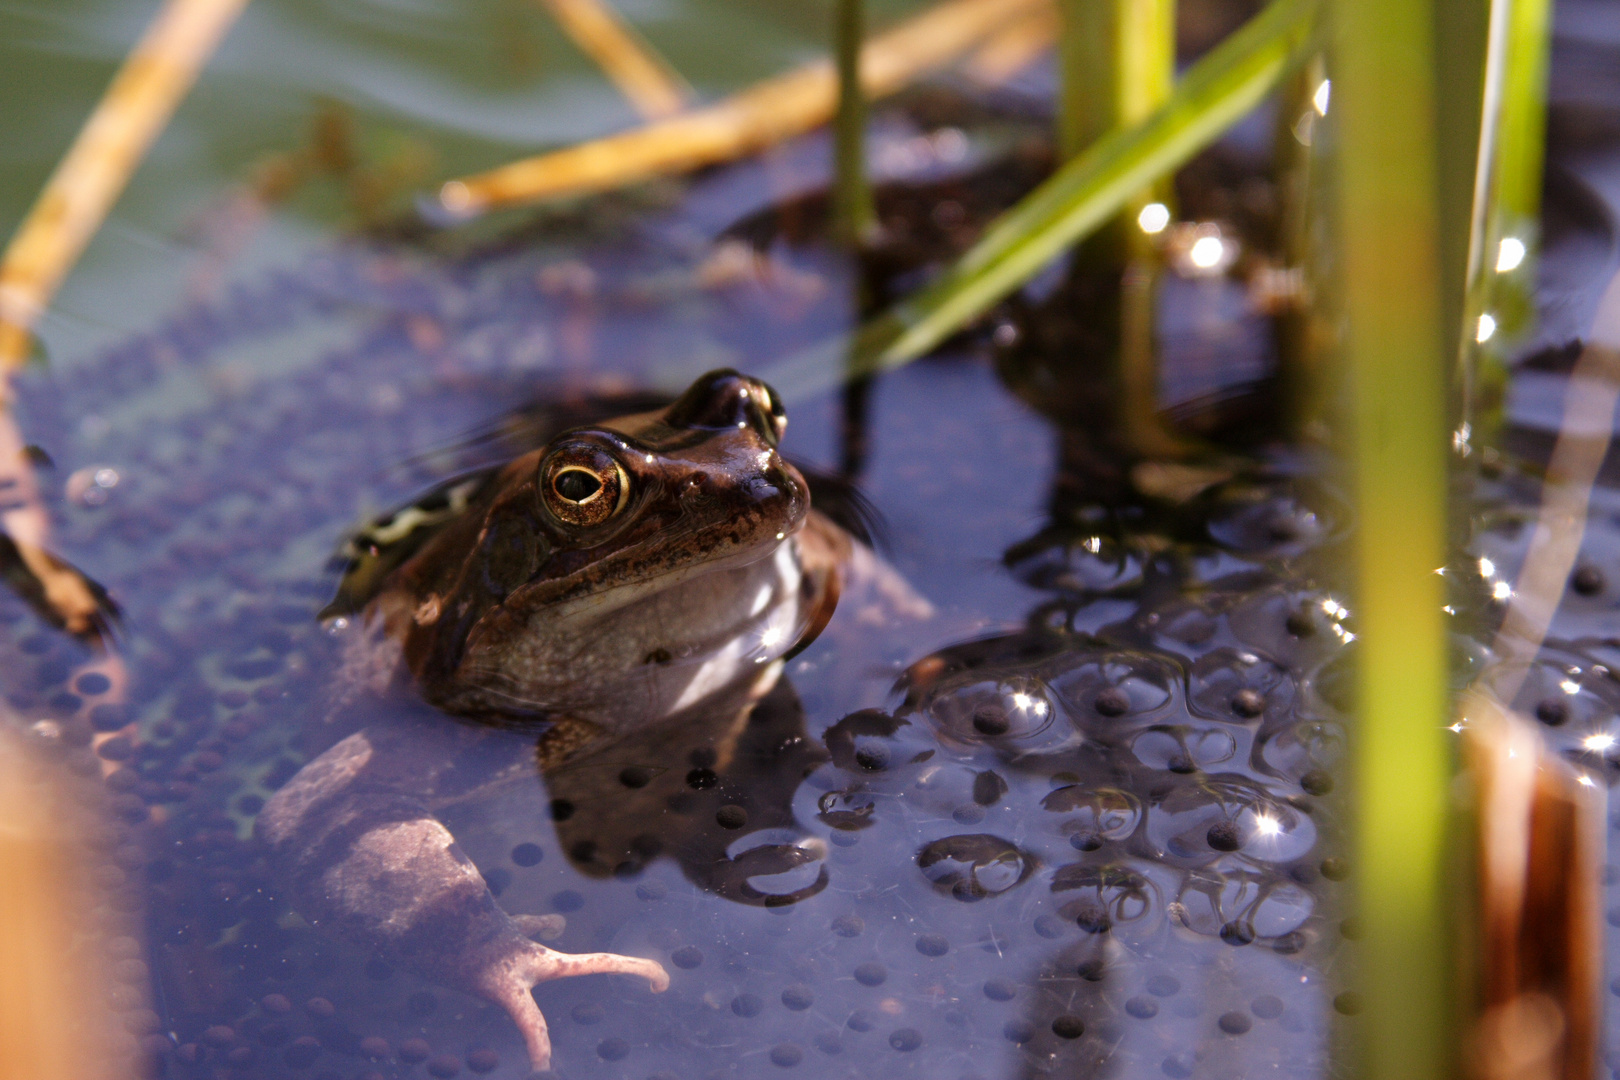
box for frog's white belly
[664,539,804,713]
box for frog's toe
[531,946,671,993]
[474,957,556,1071]
[476,941,670,1070]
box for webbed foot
[258,727,669,1073]
[469,937,669,1071]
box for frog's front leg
[257,721,669,1071]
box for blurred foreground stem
[1333,0,1453,1077]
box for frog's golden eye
[540,446,628,527]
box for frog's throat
[452,535,815,728]
[521,529,801,626]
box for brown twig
[437,0,1049,217]
[0,0,251,374]
[537,0,692,121]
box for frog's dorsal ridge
[321,469,498,619]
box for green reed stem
[833,0,877,249]
[763,0,1314,402]
[1459,0,1553,449]
[1058,0,1178,454]
[1059,0,1177,162]
[1493,0,1551,230]
[1332,0,1454,1076]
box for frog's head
[392,370,820,727]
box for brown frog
[257,370,919,1071]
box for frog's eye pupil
[541,446,627,526]
[555,469,602,503]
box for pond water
[4,2,1620,1080]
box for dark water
[3,5,1620,1080]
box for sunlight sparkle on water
[1492,580,1513,600]
[1189,235,1226,269]
[1313,79,1331,115]
[1496,237,1526,273]
[1477,313,1497,343]
[1138,202,1170,234]
[1253,815,1282,837]
[1584,733,1616,752]
[1561,679,1582,695]
[1478,556,1496,577]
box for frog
[256,369,927,1072]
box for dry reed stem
[438,0,1048,216]
[1493,268,1620,687]
[1461,692,1603,1080]
[1452,270,1620,1080]
[0,0,252,376]
[962,1,1060,83]
[538,0,692,121]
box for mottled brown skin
[377,370,830,731]
[258,372,851,1071]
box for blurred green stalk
[833,0,877,248]
[1332,0,1453,1078]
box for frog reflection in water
[258,370,921,1070]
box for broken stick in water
[537,0,693,121]
[435,0,1049,217]
[963,0,1059,84]
[0,0,252,373]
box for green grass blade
[763,0,1317,401]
